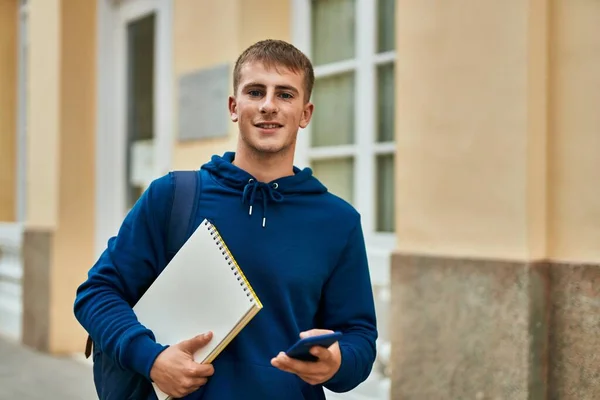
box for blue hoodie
[74,152,378,400]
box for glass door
[116,0,158,209]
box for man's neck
[233,145,295,183]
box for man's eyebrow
[275,85,300,94]
[242,82,300,94]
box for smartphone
[285,332,342,362]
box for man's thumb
[180,332,213,353]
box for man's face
[229,61,313,157]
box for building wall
[547,0,600,263]
[394,0,541,260]
[391,1,600,399]
[21,0,96,354]
[545,1,600,398]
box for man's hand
[271,329,342,386]
[150,332,215,398]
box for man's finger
[299,329,333,339]
[179,332,213,354]
[183,377,208,390]
[186,363,215,378]
[271,352,318,376]
[310,346,331,361]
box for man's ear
[228,96,238,122]
[299,102,314,129]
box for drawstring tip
[262,217,266,228]
[249,205,253,216]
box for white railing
[0,222,24,341]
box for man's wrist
[122,334,168,380]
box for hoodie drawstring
[242,179,284,227]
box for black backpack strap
[167,170,201,256]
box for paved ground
[0,336,96,400]
[0,336,388,400]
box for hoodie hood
[201,152,327,227]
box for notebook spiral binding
[204,220,262,308]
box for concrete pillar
[22,0,96,354]
[391,0,549,398]
[546,0,600,398]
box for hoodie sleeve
[320,215,378,393]
[73,174,173,381]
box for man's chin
[240,134,295,156]
[249,142,292,155]
[253,145,287,154]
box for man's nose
[259,93,278,114]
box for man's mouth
[255,122,283,129]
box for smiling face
[228,61,314,158]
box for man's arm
[73,175,172,380]
[319,215,378,393]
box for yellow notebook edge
[161,308,260,400]
[202,305,261,364]
[209,222,263,309]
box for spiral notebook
[132,219,263,400]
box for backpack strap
[167,170,201,256]
[84,170,201,359]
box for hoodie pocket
[195,360,325,400]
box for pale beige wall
[27,0,61,229]
[26,0,96,353]
[547,0,600,263]
[238,0,291,50]
[0,0,17,222]
[172,0,291,170]
[394,0,548,260]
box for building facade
[0,0,599,398]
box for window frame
[95,0,174,257]
[291,0,396,287]
[15,1,29,223]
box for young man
[74,39,378,399]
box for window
[125,13,156,209]
[293,0,396,238]
[293,3,396,396]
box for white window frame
[15,1,29,223]
[95,0,173,256]
[291,0,396,287]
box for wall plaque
[177,64,231,141]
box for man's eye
[249,90,262,97]
[280,93,293,99]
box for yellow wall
[49,0,96,353]
[547,0,600,263]
[172,0,291,170]
[394,0,548,260]
[0,0,18,222]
